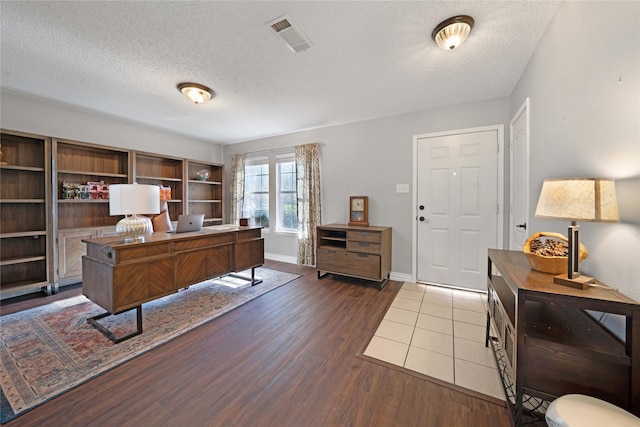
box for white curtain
[295,143,322,266]
[229,153,245,224]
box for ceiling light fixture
[432,15,475,50]
[177,82,215,104]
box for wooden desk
[82,226,263,342]
[486,249,639,425]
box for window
[243,157,269,227]
[242,152,298,232]
[277,154,298,231]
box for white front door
[415,128,499,291]
[509,98,530,250]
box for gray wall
[224,97,511,276]
[511,1,640,300]
[3,1,636,300]
[1,91,223,162]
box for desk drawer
[236,228,262,240]
[345,252,380,279]
[347,240,381,255]
[318,247,381,280]
[116,242,171,263]
[174,234,234,251]
[347,230,381,243]
[317,247,348,271]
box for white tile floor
[364,282,505,400]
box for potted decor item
[523,231,588,274]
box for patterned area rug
[0,268,299,423]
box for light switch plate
[396,184,409,193]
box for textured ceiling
[1,1,561,145]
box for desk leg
[87,305,143,344]
[228,267,264,286]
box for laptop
[168,214,204,233]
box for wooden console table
[82,226,264,343]
[486,249,639,425]
[316,224,392,289]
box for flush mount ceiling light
[177,82,215,104]
[432,15,475,50]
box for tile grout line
[451,300,457,385]
[384,283,504,400]
[401,286,425,368]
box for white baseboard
[264,253,298,264]
[390,271,412,282]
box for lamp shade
[109,184,160,216]
[534,178,619,222]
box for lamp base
[116,215,153,244]
[554,273,595,290]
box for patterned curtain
[295,143,322,266]
[229,153,245,224]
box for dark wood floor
[2,261,511,427]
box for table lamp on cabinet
[534,178,619,289]
[109,184,160,243]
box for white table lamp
[109,184,160,243]
[534,178,619,288]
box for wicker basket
[523,231,588,274]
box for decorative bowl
[523,231,588,274]
[195,169,209,181]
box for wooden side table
[316,224,392,289]
[486,249,639,425]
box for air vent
[268,16,310,53]
[271,19,292,33]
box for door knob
[419,205,425,210]
[516,223,527,229]
[419,216,425,222]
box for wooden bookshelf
[1,131,225,299]
[0,130,53,298]
[186,160,224,225]
[133,151,184,221]
[53,138,130,288]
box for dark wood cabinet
[0,130,53,298]
[52,138,131,288]
[486,249,639,425]
[186,159,224,226]
[316,224,392,289]
[133,151,184,221]
[1,130,226,300]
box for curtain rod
[227,142,325,157]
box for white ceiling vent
[268,16,311,53]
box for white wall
[224,97,511,276]
[511,1,640,300]
[1,91,223,162]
